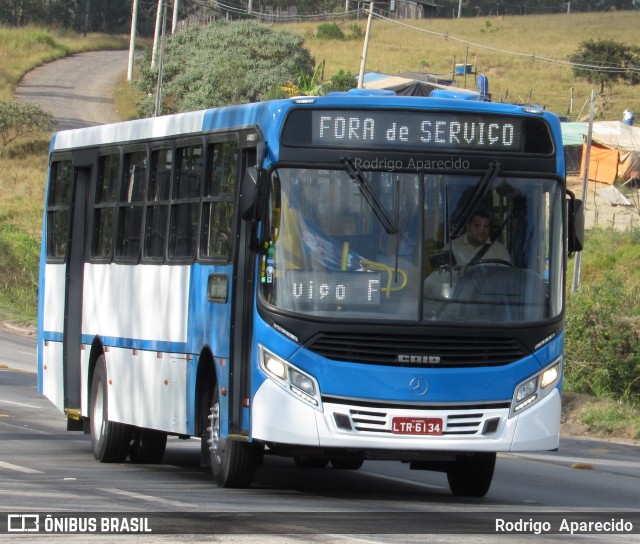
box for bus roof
[49,92,559,153]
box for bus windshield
[260,167,564,324]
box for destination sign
[284,270,381,308]
[311,110,523,152]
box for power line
[214,0,364,21]
[371,10,640,75]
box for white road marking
[0,399,41,409]
[0,460,44,474]
[366,472,448,491]
[97,487,199,508]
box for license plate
[391,417,443,435]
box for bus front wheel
[89,355,132,463]
[446,452,496,497]
[209,387,258,487]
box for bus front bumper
[251,379,560,453]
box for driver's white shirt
[450,233,511,266]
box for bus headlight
[264,354,287,380]
[510,358,562,417]
[259,345,321,409]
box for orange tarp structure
[580,142,619,185]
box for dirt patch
[567,176,639,231]
[0,321,36,337]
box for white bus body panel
[82,264,189,343]
[41,263,66,412]
[41,341,65,412]
[101,348,189,434]
[43,264,66,332]
[252,380,561,453]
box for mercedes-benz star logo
[409,377,429,396]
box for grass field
[281,10,640,121]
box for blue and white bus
[38,89,584,497]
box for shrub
[0,101,54,157]
[323,69,358,93]
[135,20,315,115]
[316,23,345,40]
[564,230,640,405]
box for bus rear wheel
[89,355,132,463]
[209,387,258,487]
[446,452,496,497]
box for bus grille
[305,333,527,367]
[347,408,497,436]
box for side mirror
[240,166,260,220]
[239,142,267,221]
[566,190,584,255]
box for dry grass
[280,10,640,121]
[0,27,129,325]
[0,142,48,236]
[562,392,640,442]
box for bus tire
[446,452,496,497]
[89,355,132,463]
[209,387,257,488]
[129,429,167,464]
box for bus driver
[450,209,511,266]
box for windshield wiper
[342,157,399,235]
[449,161,501,239]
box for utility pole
[572,89,596,293]
[458,0,462,18]
[248,0,253,13]
[172,0,179,33]
[151,0,164,68]
[357,2,374,89]
[128,0,139,81]
[84,0,90,37]
[154,1,169,117]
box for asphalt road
[1,345,640,543]
[15,50,129,131]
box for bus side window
[200,140,237,260]
[144,148,172,261]
[92,153,120,261]
[169,144,202,260]
[116,150,147,261]
[46,159,73,261]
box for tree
[0,101,54,157]
[135,19,315,115]
[569,39,640,96]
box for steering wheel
[467,258,515,268]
